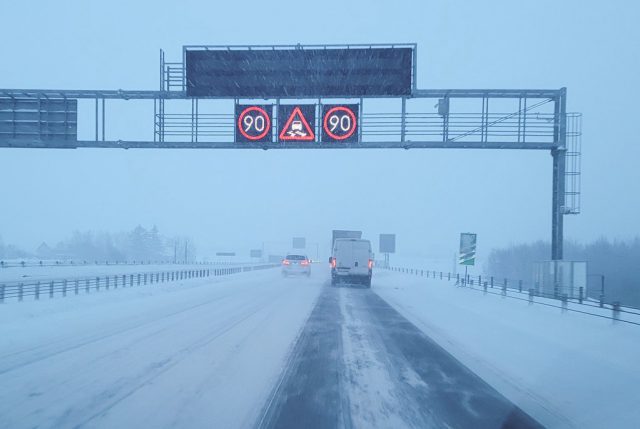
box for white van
[329,238,373,287]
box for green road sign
[459,233,477,266]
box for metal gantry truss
[0,45,582,261]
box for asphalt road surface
[258,283,543,429]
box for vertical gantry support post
[153,98,157,142]
[94,98,99,141]
[101,98,105,141]
[358,97,363,143]
[400,97,407,143]
[160,49,164,91]
[191,98,195,143]
[159,97,165,143]
[551,88,567,260]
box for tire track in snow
[0,287,249,375]
[62,284,295,429]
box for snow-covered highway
[1,264,637,428]
[0,268,321,428]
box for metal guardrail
[0,264,278,303]
[382,266,640,326]
[0,260,257,268]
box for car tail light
[368,259,373,269]
[301,260,309,266]
[282,259,290,265]
[331,258,336,268]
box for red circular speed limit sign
[322,106,358,141]
[237,106,271,142]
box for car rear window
[286,255,306,260]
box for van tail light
[331,258,336,268]
[282,259,290,265]
[368,259,373,269]
[301,260,309,266]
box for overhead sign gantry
[0,43,581,260]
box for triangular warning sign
[279,106,315,141]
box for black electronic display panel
[235,104,273,143]
[278,105,316,142]
[322,104,359,143]
[186,47,413,97]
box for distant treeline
[486,238,640,307]
[0,226,196,263]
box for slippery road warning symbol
[278,105,315,142]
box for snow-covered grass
[372,269,640,429]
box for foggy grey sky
[0,0,638,261]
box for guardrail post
[0,284,4,303]
[578,286,583,304]
[137,274,141,286]
[75,280,79,295]
[19,283,24,301]
[49,281,54,298]
[561,294,568,313]
[502,279,507,296]
[96,277,100,291]
[490,276,494,288]
[599,275,605,308]
[447,272,450,281]
[612,302,621,322]
[130,274,134,287]
[106,276,110,290]
[518,280,523,293]
[114,275,118,289]
[85,279,90,293]
[528,288,534,305]
[35,281,40,300]
[483,281,488,294]
[63,280,67,297]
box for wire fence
[0,264,278,304]
[382,266,640,327]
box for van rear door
[350,240,371,276]
[335,240,353,272]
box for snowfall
[0,262,638,428]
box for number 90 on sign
[235,105,273,143]
[322,105,359,143]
